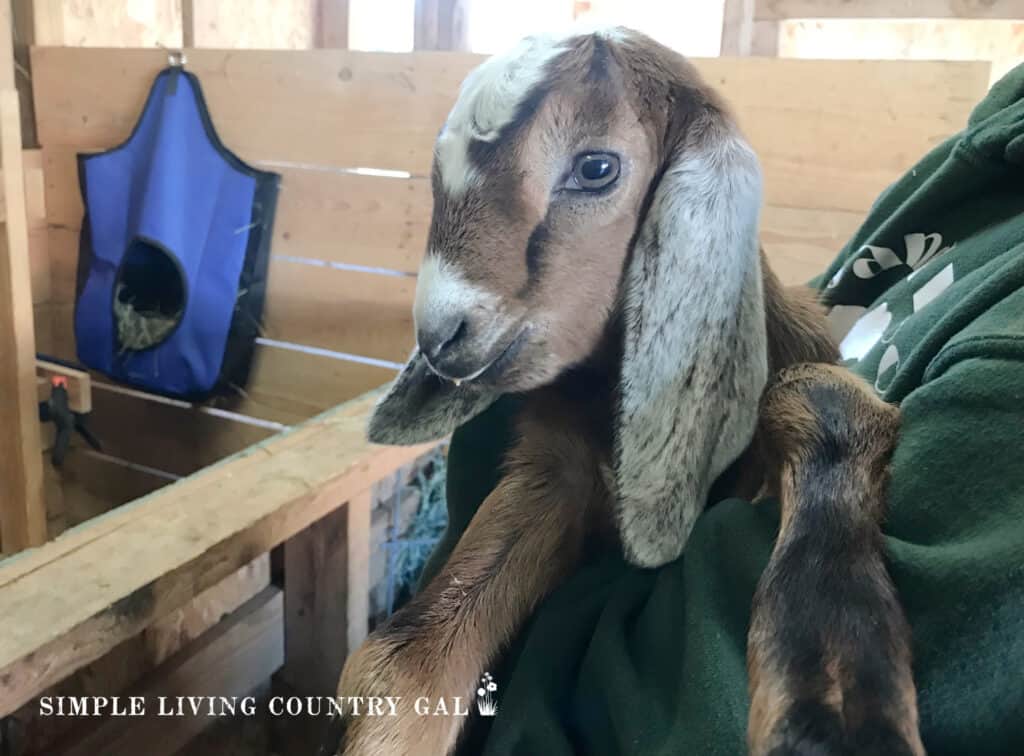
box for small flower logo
[476,672,498,717]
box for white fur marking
[414,255,497,334]
[437,35,568,195]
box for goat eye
[569,153,620,191]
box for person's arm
[882,349,1024,753]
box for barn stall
[0,3,994,754]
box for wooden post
[721,0,779,56]
[181,0,196,47]
[414,0,469,52]
[751,0,1024,19]
[17,0,63,46]
[282,489,372,699]
[0,0,46,553]
[316,0,350,49]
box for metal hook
[167,50,187,68]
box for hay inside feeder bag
[114,238,186,352]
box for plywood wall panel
[263,261,415,362]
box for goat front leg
[747,364,925,756]
[322,412,609,756]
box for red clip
[51,375,69,389]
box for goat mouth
[425,327,529,387]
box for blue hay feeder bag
[75,66,280,400]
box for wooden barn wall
[48,1,317,49]
[29,49,989,502]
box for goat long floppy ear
[367,349,500,445]
[613,92,769,568]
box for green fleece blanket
[427,65,1024,756]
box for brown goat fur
[326,28,922,756]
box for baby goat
[326,29,923,756]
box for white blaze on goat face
[413,254,498,338]
[435,34,568,196]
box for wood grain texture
[231,344,399,425]
[31,49,989,211]
[189,0,317,49]
[54,587,284,756]
[181,0,195,47]
[0,89,46,552]
[86,386,278,477]
[0,389,434,716]
[283,488,372,699]
[5,558,269,755]
[58,451,172,527]
[756,0,1024,20]
[414,0,469,51]
[722,0,780,56]
[761,205,862,284]
[316,0,350,48]
[32,47,477,174]
[263,260,414,362]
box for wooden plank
[55,587,284,756]
[756,0,1024,20]
[414,0,469,51]
[26,0,64,45]
[87,386,278,477]
[181,0,196,48]
[11,1,39,147]
[239,344,399,425]
[5,557,270,755]
[283,489,371,699]
[264,260,415,363]
[59,451,173,527]
[43,451,65,538]
[31,50,988,212]
[143,555,271,668]
[32,47,480,174]
[316,0,350,48]
[0,89,46,552]
[721,0,752,56]
[0,3,14,91]
[33,301,54,353]
[273,170,430,273]
[346,488,372,654]
[50,369,275,489]
[760,205,862,284]
[0,389,434,716]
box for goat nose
[418,314,468,363]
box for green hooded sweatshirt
[430,64,1024,756]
